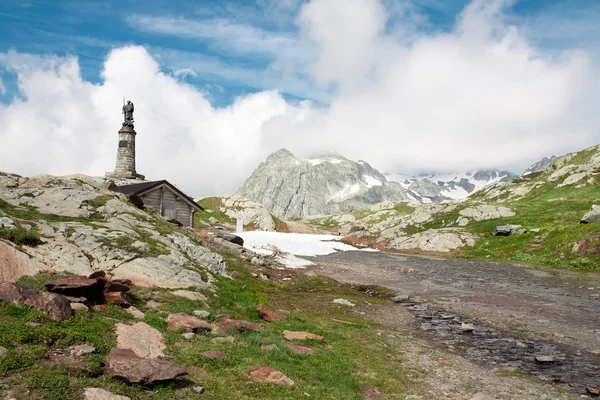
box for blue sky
[2,0,598,107]
[1,0,599,195]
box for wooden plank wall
[140,185,194,227]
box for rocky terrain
[0,173,227,287]
[237,149,411,219]
[310,144,600,269]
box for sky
[1,0,599,196]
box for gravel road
[308,251,600,397]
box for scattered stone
[115,322,166,359]
[285,343,313,354]
[216,230,244,246]
[192,386,205,394]
[210,336,235,345]
[126,306,145,319]
[282,330,324,341]
[535,355,555,363]
[391,295,410,303]
[248,366,294,386]
[182,333,195,340]
[0,283,72,321]
[256,305,288,322]
[69,344,96,356]
[215,318,260,332]
[461,323,475,333]
[83,387,131,400]
[93,304,108,312]
[332,298,355,307]
[104,279,133,293]
[363,387,382,400]
[70,302,89,312]
[200,350,226,359]
[261,344,278,352]
[104,291,129,306]
[492,225,526,236]
[0,345,7,359]
[145,300,162,309]
[192,309,211,319]
[586,387,600,396]
[171,290,209,302]
[44,276,104,302]
[166,313,213,333]
[105,348,188,385]
[88,271,106,279]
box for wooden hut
[111,180,202,227]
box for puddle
[406,303,600,396]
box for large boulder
[105,348,188,385]
[0,241,47,283]
[580,207,600,224]
[389,229,476,252]
[492,225,526,236]
[115,322,166,359]
[216,230,244,246]
[44,276,105,302]
[0,282,72,320]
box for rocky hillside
[310,144,600,270]
[237,149,410,219]
[0,173,227,287]
[386,169,517,201]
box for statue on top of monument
[122,99,134,129]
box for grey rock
[461,323,475,333]
[535,355,555,363]
[84,388,131,400]
[0,216,16,229]
[391,295,410,303]
[126,306,145,319]
[216,230,244,246]
[69,344,96,356]
[238,149,410,219]
[192,386,205,394]
[181,333,195,340]
[192,310,211,319]
[580,208,600,224]
[492,225,526,236]
[0,345,7,358]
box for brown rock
[248,366,294,386]
[200,350,226,359]
[71,303,89,312]
[65,296,87,303]
[104,279,133,293]
[215,318,260,332]
[44,276,104,302]
[285,343,313,354]
[282,330,324,341]
[0,282,72,321]
[587,387,600,396]
[256,305,288,322]
[363,388,382,400]
[115,322,166,358]
[166,313,213,333]
[105,348,188,385]
[88,271,106,279]
[92,304,108,312]
[104,291,129,306]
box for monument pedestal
[106,126,145,180]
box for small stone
[535,355,555,363]
[0,345,7,358]
[84,387,131,400]
[285,343,313,354]
[215,318,260,332]
[182,333,195,340]
[171,290,208,302]
[92,304,108,312]
[192,310,211,319]
[126,306,145,319]
[70,302,89,312]
[200,350,226,359]
[515,341,528,349]
[145,300,162,309]
[391,295,410,303]
[461,323,475,333]
[256,305,288,322]
[332,298,355,307]
[282,330,324,341]
[248,366,295,386]
[105,348,187,385]
[105,291,129,306]
[210,336,235,344]
[192,386,205,394]
[167,312,213,333]
[69,344,96,356]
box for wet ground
[309,251,600,395]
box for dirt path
[308,251,600,397]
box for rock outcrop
[0,173,227,288]
[105,348,188,385]
[238,149,410,219]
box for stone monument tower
[107,100,144,180]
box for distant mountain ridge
[386,169,517,202]
[237,149,411,219]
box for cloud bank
[1,0,599,196]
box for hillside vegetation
[309,145,600,271]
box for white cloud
[1,0,600,199]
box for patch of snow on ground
[238,231,377,268]
[363,175,382,188]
